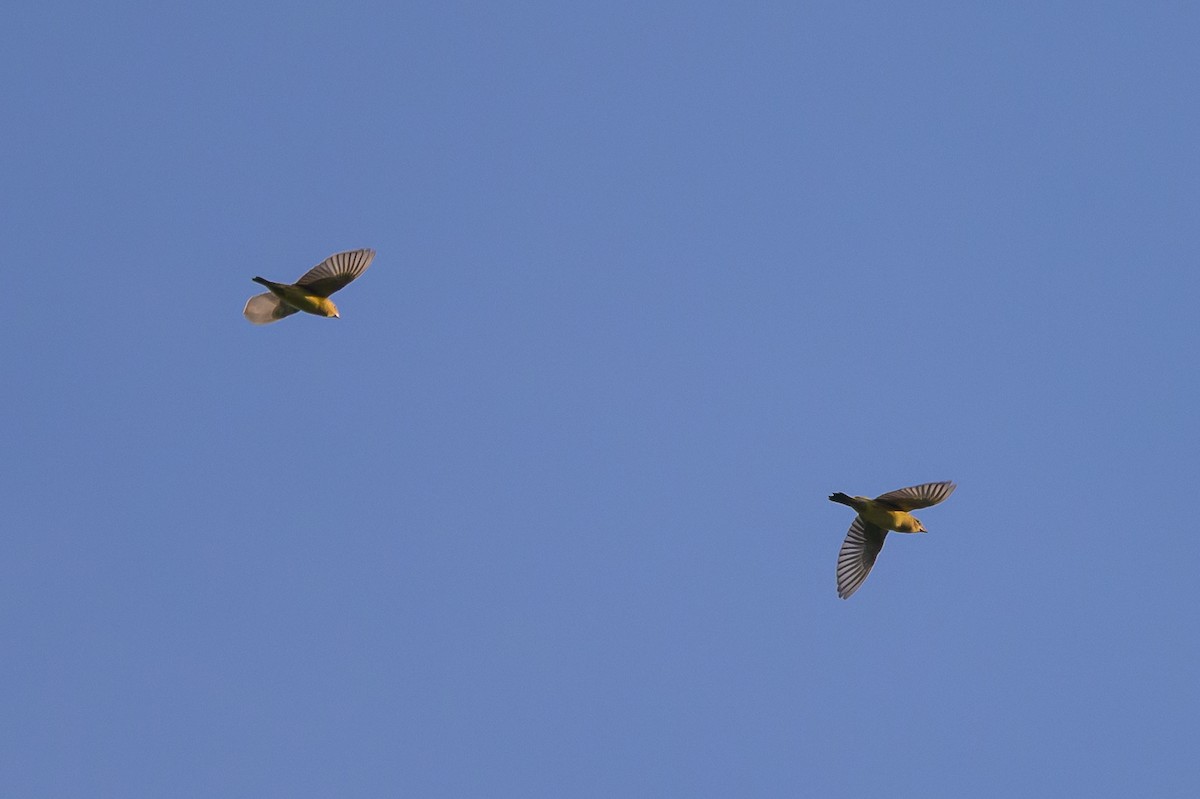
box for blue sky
[3,1,1198,796]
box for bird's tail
[252,276,271,287]
[828,492,856,507]
[243,292,299,324]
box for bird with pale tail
[243,248,375,324]
[831,481,956,599]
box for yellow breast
[861,505,922,533]
[272,285,336,317]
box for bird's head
[915,520,928,533]
[320,299,341,319]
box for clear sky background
[3,2,1197,796]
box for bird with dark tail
[830,481,956,599]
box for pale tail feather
[243,292,299,324]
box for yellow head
[317,298,340,318]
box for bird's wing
[873,481,956,511]
[244,292,299,324]
[837,516,887,599]
[294,248,376,297]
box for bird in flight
[831,481,956,599]
[243,248,375,324]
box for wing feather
[294,248,375,297]
[836,517,887,599]
[873,481,956,511]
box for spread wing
[836,516,888,599]
[873,481,956,511]
[294,248,376,297]
[243,292,299,324]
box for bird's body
[251,277,340,318]
[831,481,956,599]
[829,493,926,533]
[243,248,375,324]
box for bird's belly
[270,285,329,316]
[862,507,920,533]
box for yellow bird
[243,248,375,324]
[831,481,956,599]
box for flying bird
[831,481,956,599]
[243,248,375,324]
